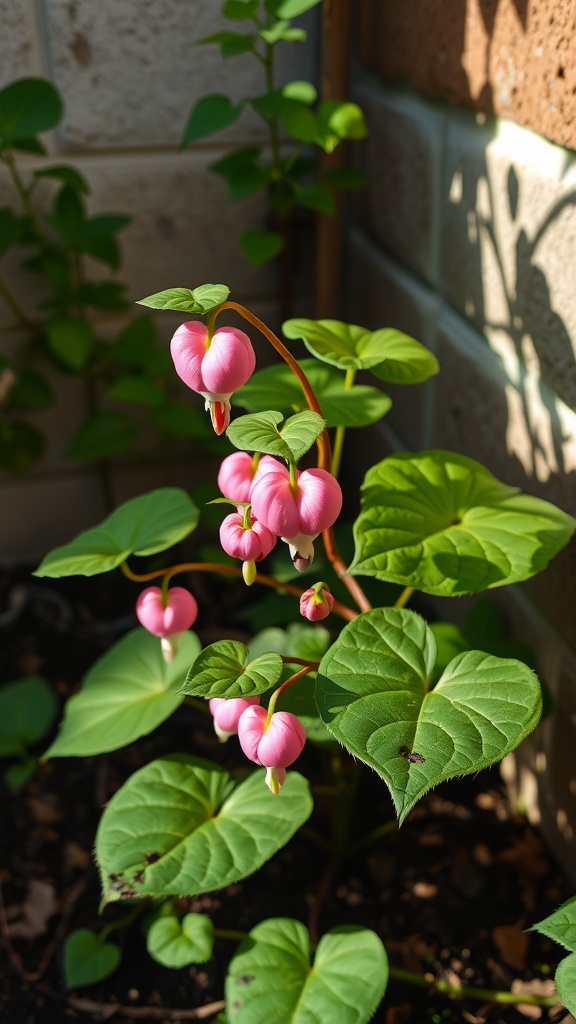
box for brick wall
[0,0,316,561]
[349,9,576,880]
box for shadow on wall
[442,127,576,507]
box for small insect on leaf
[399,745,426,764]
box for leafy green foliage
[96,756,313,900]
[0,419,44,474]
[227,409,325,462]
[210,147,270,199]
[317,608,542,822]
[4,371,54,413]
[350,451,576,596]
[282,319,439,383]
[533,897,576,1016]
[181,639,283,699]
[44,629,200,758]
[181,95,243,146]
[49,185,131,270]
[63,929,121,989]
[198,31,256,58]
[33,165,90,194]
[137,283,230,313]
[146,912,214,968]
[235,358,391,428]
[0,676,57,757]
[430,599,537,682]
[264,0,322,18]
[181,0,366,266]
[47,316,94,370]
[35,488,199,577]
[226,918,388,1024]
[0,78,63,145]
[0,79,191,472]
[532,895,576,952]
[239,228,284,266]
[67,411,139,459]
[555,953,576,1015]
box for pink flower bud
[300,582,335,621]
[209,696,260,742]
[237,705,306,770]
[170,321,256,435]
[136,586,198,638]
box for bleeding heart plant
[35,279,576,1020]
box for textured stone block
[351,80,443,284]
[357,0,576,151]
[0,0,38,86]
[41,0,317,151]
[430,307,576,649]
[441,113,576,412]
[346,226,441,450]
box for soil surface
[0,567,574,1024]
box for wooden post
[314,0,352,318]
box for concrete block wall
[345,74,576,881]
[0,0,317,562]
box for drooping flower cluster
[216,451,342,607]
[170,319,342,603]
[208,696,306,795]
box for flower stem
[267,665,314,718]
[212,300,332,470]
[394,586,414,609]
[388,966,558,1008]
[208,300,373,616]
[120,560,358,622]
[100,900,149,941]
[213,927,247,943]
[331,368,355,479]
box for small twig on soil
[35,983,226,1020]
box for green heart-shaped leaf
[35,488,199,577]
[226,409,325,463]
[0,78,63,144]
[282,319,439,384]
[181,95,243,146]
[44,629,200,757]
[556,953,576,1015]
[0,676,57,756]
[317,608,542,822]
[533,896,576,952]
[226,919,388,1024]
[96,756,312,900]
[146,912,214,968]
[136,283,230,313]
[350,451,576,596]
[181,640,283,699]
[240,228,284,267]
[235,359,391,428]
[63,928,121,989]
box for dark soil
[0,567,573,1024]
